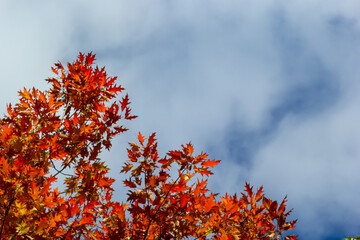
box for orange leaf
[19,88,31,100]
[64,118,71,132]
[98,177,114,188]
[204,194,216,213]
[201,159,221,168]
[51,66,58,74]
[185,143,194,156]
[138,132,144,145]
[39,91,46,103]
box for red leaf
[180,194,189,208]
[125,107,137,120]
[123,180,137,188]
[85,52,96,65]
[51,67,58,74]
[278,202,286,216]
[263,197,270,210]
[270,201,278,214]
[121,94,130,111]
[147,133,156,147]
[107,84,124,94]
[73,112,79,125]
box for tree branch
[143,166,188,240]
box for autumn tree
[343,236,360,240]
[0,52,298,239]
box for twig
[143,166,188,240]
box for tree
[0,52,298,239]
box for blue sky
[1,1,360,239]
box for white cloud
[1,1,360,239]
[249,94,360,238]
[0,1,75,112]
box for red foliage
[0,52,297,239]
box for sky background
[1,1,360,239]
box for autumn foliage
[0,52,298,239]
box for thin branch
[0,194,16,238]
[144,158,150,222]
[53,156,76,178]
[61,100,71,120]
[143,166,188,240]
[49,158,74,177]
[53,141,91,178]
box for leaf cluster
[0,52,135,239]
[0,52,297,239]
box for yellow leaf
[15,200,27,216]
[16,222,29,235]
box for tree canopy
[0,52,298,239]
